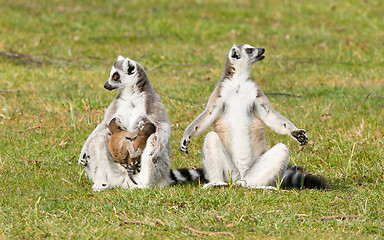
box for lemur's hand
[291,129,308,146]
[180,136,190,154]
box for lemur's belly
[215,79,266,160]
[216,107,253,159]
[223,112,252,158]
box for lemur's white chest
[106,92,146,130]
[219,76,257,158]
[221,77,256,124]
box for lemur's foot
[203,181,228,189]
[254,186,278,190]
[79,153,90,167]
[291,129,308,146]
[130,148,143,158]
[92,182,110,191]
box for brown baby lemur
[108,117,156,185]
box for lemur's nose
[257,48,265,56]
[104,82,113,91]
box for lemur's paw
[130,148,143,158]
[148,136,161,162]
[180,136,190,154]
[291,129,308,146]
[79,153,90,167]
[203,181,228,189]
[92,183,110,191]
[149,149,161,163]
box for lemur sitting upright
[79,56,206,191]
[108,116,156,185]
[180,44,326,189]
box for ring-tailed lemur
[180,44,327,189]
[79,56,205,191]
[108,117,156,185]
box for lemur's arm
[143,96,171,162]
[180,87,224,153]
[148,120,170,160]
[255,88,308,146]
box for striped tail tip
[170,168,208,185]
[281,165,328,189]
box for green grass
[1,0,383,238]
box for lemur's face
[104,56,138,91]
[228,44,265,68]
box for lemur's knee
[270,143,289,160]
[204,132,223,151]
[205,131,220,143]
[273,143,289,153]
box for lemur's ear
[127,61,136,75]
[108,117,117,130]
[117,55,125,61]
[123,59,136,75]
[230,44,241,60]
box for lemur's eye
[245,48,254,54]
[112,72,120,81]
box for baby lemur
[108,116,156,185]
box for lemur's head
[104,56,143,91]
[226,44,265,73]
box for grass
[1,0,383,238]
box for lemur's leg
[244,143,289,188]
[255,89,308,146]
[83,131,112,191]
[202,131,239,188]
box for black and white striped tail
[281,165,328,189]
[169,168,208,185]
